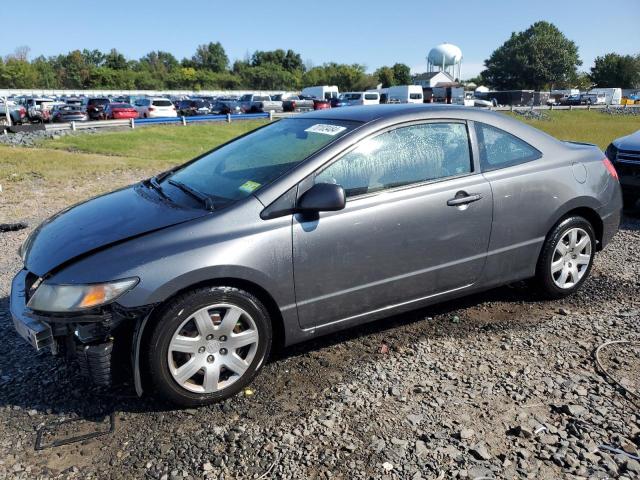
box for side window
[315,123,472,198]
[475,123,541,171]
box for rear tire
[534,216,596,299]
[146,286,272,407]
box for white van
[387,85,424,104]
[341,91,380,106]
[587,88,622,105]
[301,85,339,101]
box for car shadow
[0,281,571,419]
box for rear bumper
[598,187,623,250]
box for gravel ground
[0,191,638,479]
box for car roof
[296,104,478,123]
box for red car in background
[313,99,331,110]
[105,103,139,120]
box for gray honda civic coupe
[11,105,621,406]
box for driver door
[292,121,493,329]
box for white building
[411,71,455,89]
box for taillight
[148,107,155,111]
[602,157,618,180]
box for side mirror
[297,183,346,214]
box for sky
[1,0,638,80]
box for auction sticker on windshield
[305,124,347,136]
[239,180,261,193]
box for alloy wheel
[167,303,259,393]
[550,227,592,289]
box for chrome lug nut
[219,335,227,342]
[206,334,214,340]
[207,355,214,363]
[219,348,228,355]
[198,346,205,353]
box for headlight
[27,278,138,313]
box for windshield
[152,99,173,106]
[166,118,358,207]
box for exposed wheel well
[559,207,603,251]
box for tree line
[0,43,412,92]
[1,22,639,92]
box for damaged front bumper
[10,269,153,388]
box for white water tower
[427,43,463,81]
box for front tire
[534,216,595,299]
[147,286,272,407]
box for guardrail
[493,104,640,111]
[45,112,272,132]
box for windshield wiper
[168,179,214,210]
[143,176,171,201]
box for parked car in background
[274,95,314,112]
[313,99,331,110]
[330,95,350,108]
[387,85,424,104]
[606,130,640,208]
[559,94,586,106]
[105,103,138,120]
[238,94,283,113]
[134,97,178,118]
[86,98,110,120]
[0,100,27,125]
[340,91,380,106]
[24,98,55,122]
[11,105,621,406]
[51,105,88,123]
[177,99,212,116]
[64,97,85,107]
[211,98,242,115]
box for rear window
[152,99,173,107]
[255,96,271,101]
[364,93,378,100]
[344,93,362,100]
[475,123,541,171]
[112,103,133,108]
[409,93,423,99]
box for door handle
[447,193,482,207]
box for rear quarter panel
[477,119,611,286]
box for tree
[81,49,105,68]
[251,49,304,73]
[481,21,581,90]
[392,63,411,85]
[375,66,395,87]
[191,42,228,73]
[104,49,128,70]
[590,53,640,88]
[6,45,30,62]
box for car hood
[23,184,210,277]
[614,130,640,150]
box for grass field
[0,111,638,222]
[507,110,640,150]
